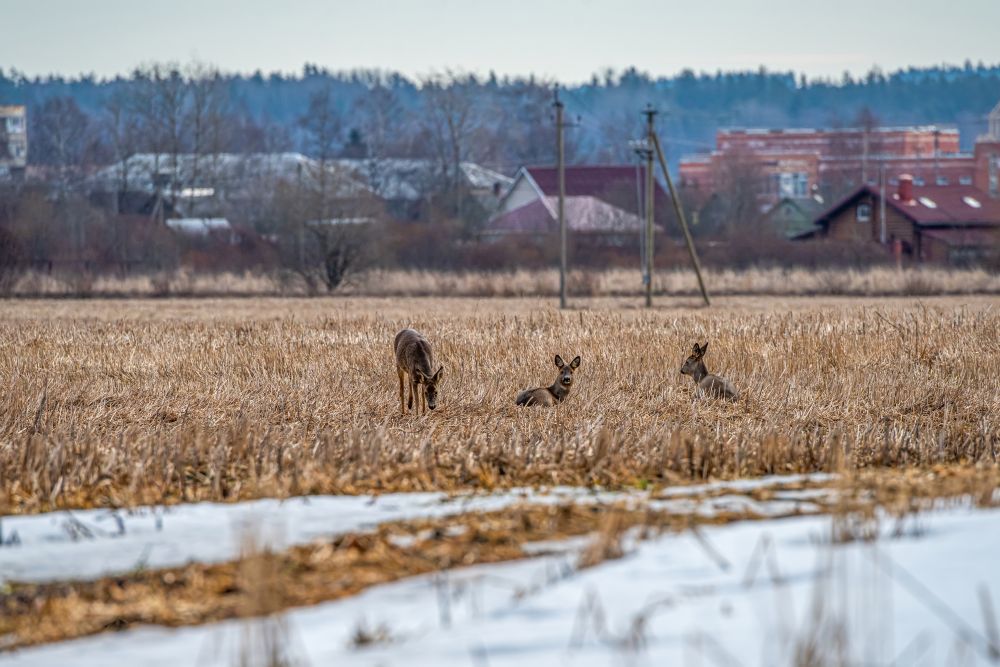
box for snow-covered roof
[334,158,512,201]
[486,195,644,234]
[91,153,372,199]
[165,217,232,235]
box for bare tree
[101,91,142,210]
[421,72,481,217]
[0,120,9,163]
[128,63,188,211]
[30,96,91,191]
[855,106,881,184]
[268,179,377,293]
[713,147,765,233]
[356,84,401,163]
[299,85,343,219]
[185,62,232,210]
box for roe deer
[394,328,443,415]
[680,341,738,400]
[515,355,581,407]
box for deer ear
[432,365,443,382]
[692,343,701,355]
[701,341,709,355]
[570,356,581,369]
[554,355,565,369]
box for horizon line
[3,58,1000,88]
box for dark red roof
[813,184,1000,229]
[887,185,1000,226]
[522,165,671,215]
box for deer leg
[398,368,405,415]
[407,378,415,411]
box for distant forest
[2,61,1000,173]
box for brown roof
[813,184,1000,229]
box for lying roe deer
[680,341,738,400]
[394,328,443,415]
[515,355,581,407]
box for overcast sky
[3,0,999,82]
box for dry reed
[6,266,1000,298]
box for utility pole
[933,128,940,185]
[643,105,656,308]
[879,163,887,245]
[555,87,567,309]
[651,132,711,306]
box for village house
[796,174,999,265]
[757,193,828,239]
[483,165,671,242]
[88,152,376,225]
[0,105,28,175]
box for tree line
[3,61,999,174]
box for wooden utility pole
[879,163,887,245]
[555,87,567,309]
[643,105,656,308]
[651,132,711,306]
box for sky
[3,0,999,83]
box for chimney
[897,174,914,202]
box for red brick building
[680,102,1000,207]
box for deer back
[395,328,434,379]
[515,387,557,407]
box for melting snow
[4,505,999,666]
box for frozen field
[4,502,999,666]
[0,474,833,583]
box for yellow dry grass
[0,295,998,513]
[7,266,1000,298]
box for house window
[959,176,973,185]
[856,203,872,222]
[779,172,794,197]
[793,173,809,198]
[913,176,926,186]
[936,176,949,185]
[5,117,24,133]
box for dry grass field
[1,294,998,514]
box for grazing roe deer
[680,341,738,400]
[515,355,581,407]
[394,328,443,415]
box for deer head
[680,342,708,380]
[554,354,581,390]
[417,365,444,410]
